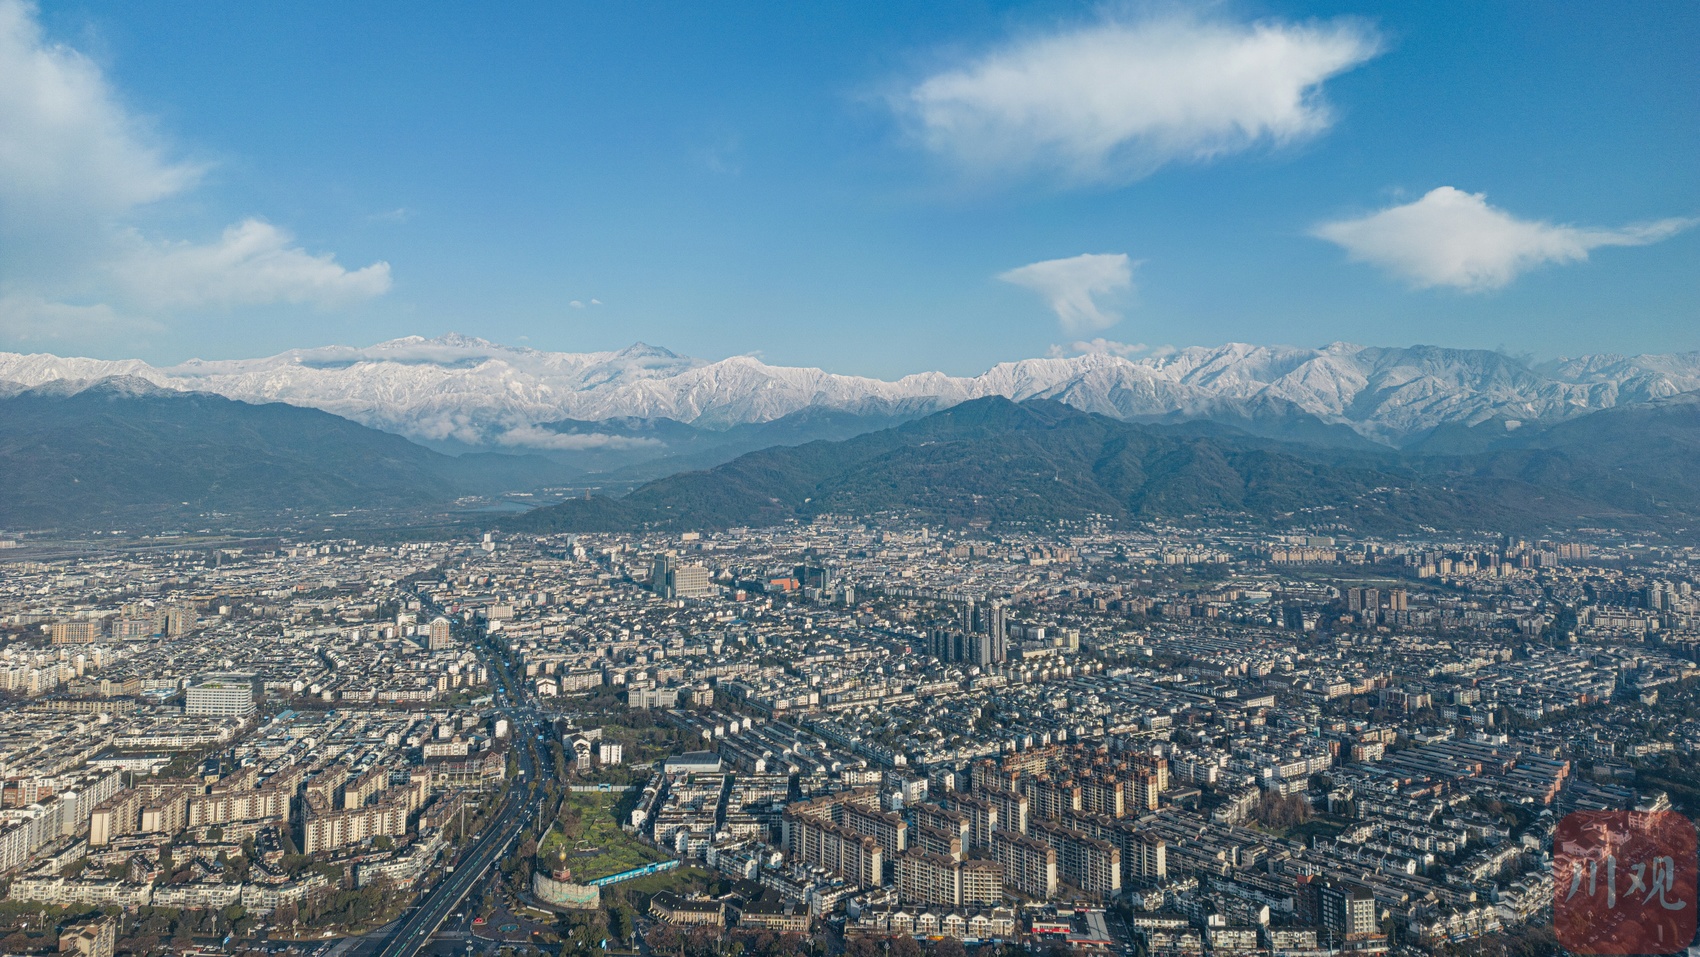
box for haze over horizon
[0,1,1694,378]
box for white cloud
[113,220,391,310]
[900,12,1380,185]
[0,0,389,335]
[0,0,200,230]
[1315,187,1698,291]
[1000,253,1134,332]
[1047,337,1152,358]
[495,426,663,452]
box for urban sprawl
[3,519,1698,957]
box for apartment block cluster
[0,539,514,938]
[5,704,499,916]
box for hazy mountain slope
[0,378,562,527]
[505,397,1639,534]
[526,406,924,482]
[3,335,1698,456]
[1437,393,1700,517]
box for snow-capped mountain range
[2,333,1698,450]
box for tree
[170,923,194,953]
[607,904,633,943]
[646,924,683,955]
[1253,791,1312,831]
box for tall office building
[672,563,714,598]
[651,553,676,595]
[652,553,715,599]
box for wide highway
[370,608,553,957]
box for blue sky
[0,0,1695,376]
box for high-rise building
[651,553,676,595]
[1126,832,1168,882]
[912,804,972,851]
[185,677,255,717]
[941,793,999,849]
[1317,880,1379,941]
[910,822,964,861]
[1031,819,1121,897]
[1081,777,1125,819]
[932,615,1006,666]
[163,605,193,637]
[782,808,883,888]
[896,851,1003,907]
[1131,770,1162,812]
[427,616,453,649]
[844,801,908,858]
[898,851,959,906]
[1022,776,1082,821]
[672,563,714,598]
[1130,753,1170,792]
[49,620,100,645]
[652,553,715,599]
[991,828,1058,899]
[795,565,835,597]
[987,601,1008,662]
[981,788,1029,836]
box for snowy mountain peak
[416,332,512,351]
[0,338,1696,451]
[615,341,681,360]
